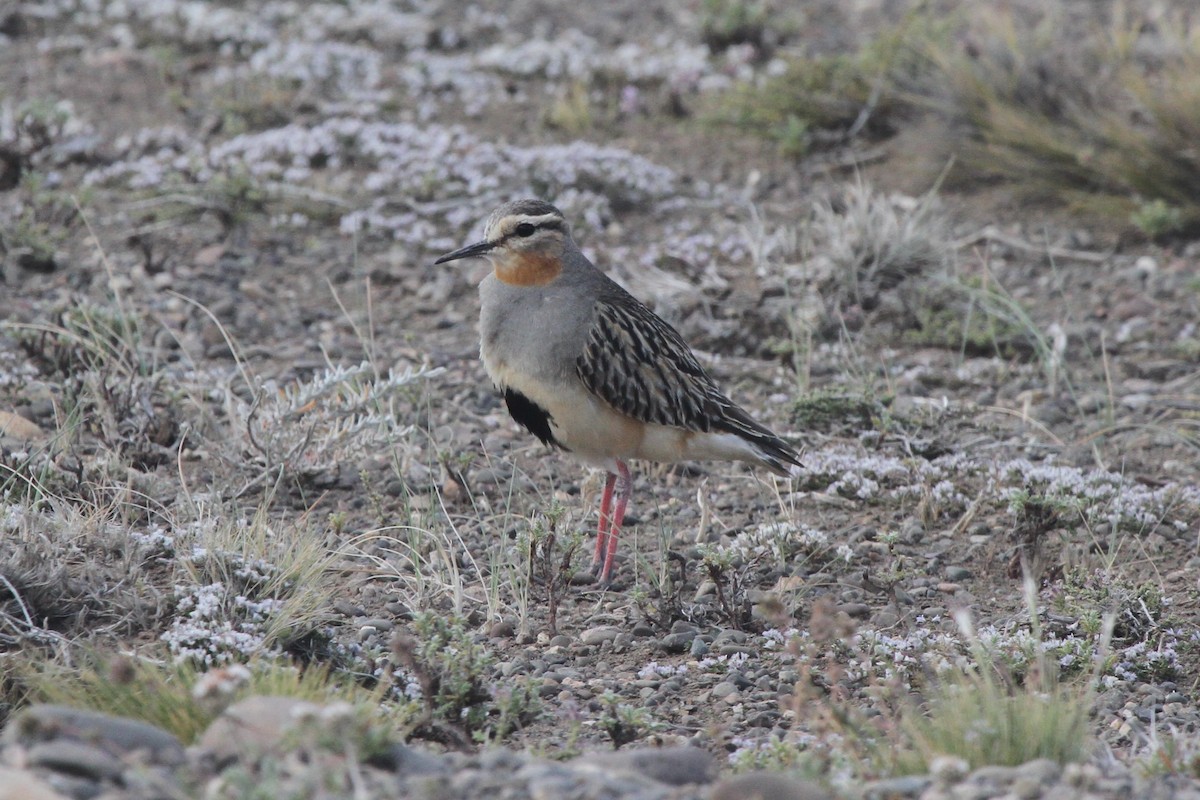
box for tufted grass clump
[717,1,1200,231]
[925,3,1200,232]
[10,654,394,744]
[902,581,1104,770]
[708,8,947,154]
[163,502,341,665]
[808,182,952,313]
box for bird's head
[435,199,571,287]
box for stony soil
[2,2,1200,799]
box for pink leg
[592,472,617,572]
[599,460,632,584]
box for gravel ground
[2,1,1200,798]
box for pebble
[711,681,738,699]
[27,741,124,782]
[370,742,448,775]
[199,696,322,762]
[0,767,69,800]
[4,705,185,764]
[360,617,395,631]
[930,755,970,784]
[838,603,872,619]
[0,410,43,442]
[717,644,756,656]
[872,609,900,628]
[660,631,698,652]
[970,764,1019,784]
[576,746,714,786]
[862,775,931,798]
[0,699,1194,800]
[580,626,621,646]
[713,629,749,645]
[332,600,367,617]
[709,771,833,800]
[469,467,505,487]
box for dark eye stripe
[498,217,563,244]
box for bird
[436,199,802,584]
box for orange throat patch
[493,253,562,287]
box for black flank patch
[503,387,565,450]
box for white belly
[484,352,761,472]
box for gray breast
[479,275,595,385]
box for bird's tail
[716,404,803,477]
[749,434,804,477]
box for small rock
[660,631,698,653]
[359,618,395,632]
[0,767,70,800]
[27,741,123,782]
[15,248,58,273]
[469,467,504,487]
[944,566,972,581]
[861,775,931,798]
[1121,392,1153,410]
[1012,762,1060,786]
[368,742,447,776]
[579,626,621,646]
[872,609,899,628]
[711,681,738,699]
[0,410,43,442]
[838,603,871,619]
[899,519,924,543]
[712,629,748,645]
[466,748,516,774]
[1065,762,1099,791]
[970,764,1019,784]
[710,771,832,800]
[929,754,970,784]
[332,600,366,617]
[575,745,715,786]
[1009,776,1042,799]
[4,705,184,765]
[384,601,412,618]
[717,644,755,657]
[198,696,321,763]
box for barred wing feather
[575,289,802,473]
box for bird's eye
[515,222,536,237]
